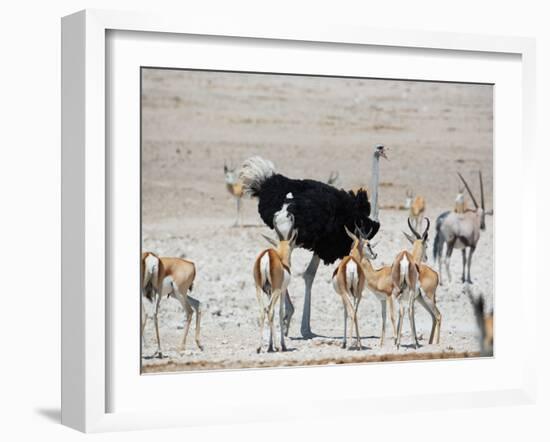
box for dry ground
[141,69,493,373]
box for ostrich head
[223,161,239,185]
[374,144,388,160]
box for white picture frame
[61,9,537,433]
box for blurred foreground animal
[332,226,376,349]
[405,189,426,231]
[433,172,492,284]
[141,252,203,357]
[224,161,245,226]
[253,217,298,352]
[240,145,387,338]
[465,284,493,356]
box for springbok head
[403,216,430,262]
[262,214,298,267]
[344,224,377,260]
[223,161,238,185]
[405,189,414,209]
[457,171,492,230]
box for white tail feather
[239,156,276,196]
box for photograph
[140,68,494,373]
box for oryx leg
[444,238,456,283]
[466,246,476,284]
[301,254,321,338]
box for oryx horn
[457,172,479,209]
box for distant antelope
[405,189,426,231]
[433,172,493,284]
[454,184,467,213]
[391,218,434,349]
[141,252,203,357]
[224,161,245,226]
[465,284,493,356]
[253,215,298,353]
[332,225,375,349]
[402,218,442,345]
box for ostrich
[240,145,387,338]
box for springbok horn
[457,172,479,209]
[422,217,430,240]
[479,171,485,211]
[407,217,421,239]
[261,234,278,247]
[273,215,283,240]
[344,225,359,242]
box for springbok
[405,189,426,232]
[402,218,442,345]
[331,226,375,349]
[141,251,203,357]
[454,184,467,213]
[391,218,435,349]
[253,216,298,353]
[465,284,493,356]
[433,171,492,284]
[224,162,245,226]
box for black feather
[256,174,380,264]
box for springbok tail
[399,255,410,291]
[239,156,276,197]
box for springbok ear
[289,229,298,247]
[402,231,415,244]
[261,234,278,247]
[485,209,494,216]
[370,240,379,249]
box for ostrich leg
[301,253,321,338]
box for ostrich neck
[370,154,380,222]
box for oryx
[433,171,492,284]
